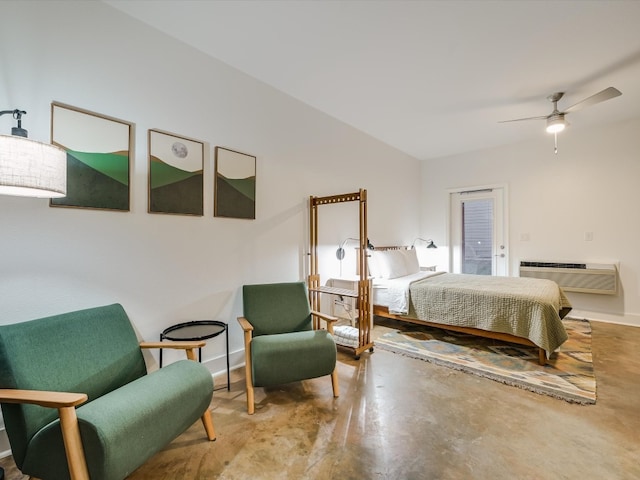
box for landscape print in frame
[214,146,256,219]
[148,129,204,216]
[50,102,131,211]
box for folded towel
[333,325,360,347]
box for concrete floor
[1,319,639,479]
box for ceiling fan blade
[563,87,622,113]
[498,115,548,123]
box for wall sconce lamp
[336,237,374,260]
[336,237,374,277]
[411,237,437,249]
[0,109,67,198]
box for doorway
[449,185,508,276]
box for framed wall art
[50,102,132,211]
[214,146,256,219]
[148,129,204,216]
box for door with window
[449,186,508,276]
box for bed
[369,248,572,365]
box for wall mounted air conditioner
[519,261,617,295]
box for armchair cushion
[251,330,337,387]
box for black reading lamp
[411,237,437,249]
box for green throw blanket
[407,273,571,355]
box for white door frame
[448,184,509,276]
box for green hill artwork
[215,173,256,219]
[50,149,129,210]
[150,156,203,215]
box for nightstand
[421,265,437,271]
[326,277,360,326]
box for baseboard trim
[0,425,10,459]
[201,348,244,380]
[571,309,640,327]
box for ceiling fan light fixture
[546,114,566,134]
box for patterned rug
[375,317,596,404]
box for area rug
[375,317,596,404]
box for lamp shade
[0,135,67,198]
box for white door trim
[447,183,509,276]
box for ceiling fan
[500,86,622,153]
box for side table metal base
[159,320,230,391]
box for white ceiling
[105,0,640,160]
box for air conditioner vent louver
[519,261,617,295]
[520,261,586,269]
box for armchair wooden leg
[331,368,340,398]
[58,406,90,480]
[201,409,216,441]
[242,335,255,415]
[246,377,255,415]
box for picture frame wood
[50,102,132,211]
[148,129,204,216]
[214,146,256,219]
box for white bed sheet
[372,270,445,314]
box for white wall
[421,117,640,326]
[0,1,420,373]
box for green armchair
[0,304,216,480]
[238,282,339,414]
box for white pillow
[367,253,381,278]
[400,248,420,275]
[373,248,421,279]
[374,250,407,279]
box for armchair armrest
[311,310,338,324]
[0,389,90,480]
[311,310,338,334]
[237,316,254,332]
[237,316,254,350]
[140,341,207,362]
[0,389,88,408]
[237,317,255,362]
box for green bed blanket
[407,273,571,355]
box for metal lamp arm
[336,237,359,260]
[411,237,437,249]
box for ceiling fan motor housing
[546,113,565,133]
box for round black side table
[160,320,230,391]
